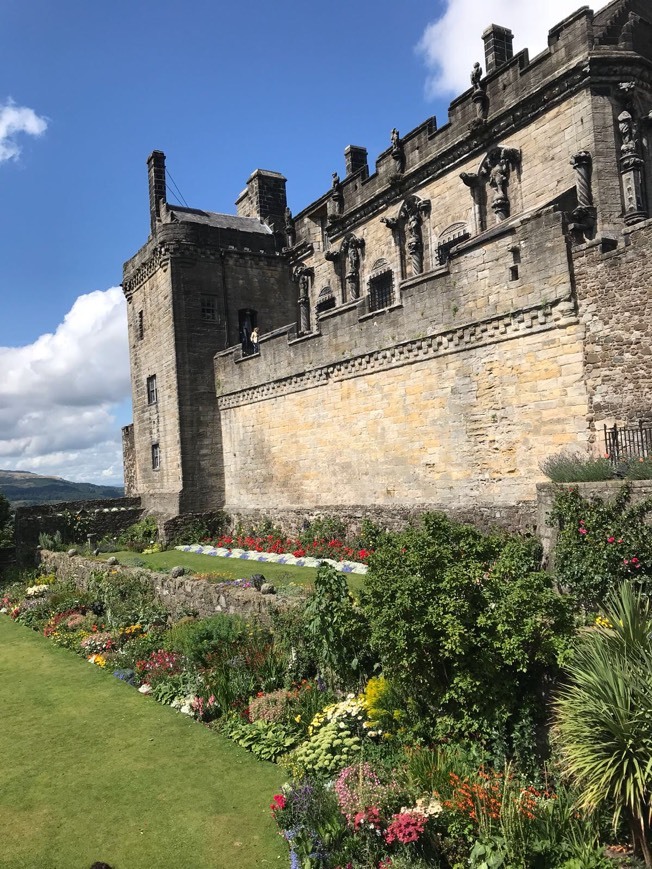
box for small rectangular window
[151,443,160,470]
[138,310,144,340]
[201,295,219,321]
[146,375,158,405]
[368,271,394,312]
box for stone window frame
[151,443,160,471]
[146,374,158,406]
[200,294,219,322]
[137,310,144,340]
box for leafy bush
[541,451,614,482]
[221,715,300,761]
[165,511,230,546]
[86,570,167,630]
[363,513,574,761]
[298,515,347,549]
[303,564,373,690]
[619,455,652,480]
[162,614,249,665]
[117,516,159,551]
[550,485,652,608]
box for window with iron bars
[151,443,160,470]
[368,271,394,312]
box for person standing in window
[251,327,259,354]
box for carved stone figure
[569,151,596,242]
[381,196,430,277]
[406,213,423,276]
[343,235,364,299]
[480,147,520,222]
[293,265,314,333]
[390,128,405,174]
[471,62,483,91]
[329,171,343,216]
[284,206,295,247]
[618,110,635,152]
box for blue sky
[0,0,607,485]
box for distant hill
[0,469,124,508]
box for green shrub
[303,564,373,690]
[550,485,652,608]
[540,451,614,483]
[162,614,249,665]
[298,515,347,549]
[221,715,300,761]
[86,570,167,630]
[620,455,652,480]
[363,513,573,761]
[117,516,159,551]
[166,511,230,546]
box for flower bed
[175,543,369,575]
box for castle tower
[122,151,295,515]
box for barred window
[146,375,158,405]
[138,310,144,340]
[368,271,394,312]
[201,295,219,321]
[151,443,160,470]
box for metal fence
[604,421,652,463]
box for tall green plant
[554,582,652,866]
[303,564,372,690]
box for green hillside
[0,469,124,507]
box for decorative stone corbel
[460,171,485,233]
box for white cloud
[0,99,48,162]
[417,0,610,98]
[0,288,130,485]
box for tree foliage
[362,513,574,761]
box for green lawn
[0,617,286,869]
[96,549,366,594]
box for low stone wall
[14,498,143,564]
[536,480,652,564]
[39,551,297,621]
[225,502,537,538]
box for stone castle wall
[215,209,590,519]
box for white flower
[0,607,7,614]
[138,683,152,694]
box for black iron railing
[604,421,652,464]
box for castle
[122,0,652,531]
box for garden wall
[14,498,143,562]
[39,551,296,621]
[536,480,652,563]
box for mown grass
[0,616,286,869]
[96,549,367,594]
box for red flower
[270,793,286,812]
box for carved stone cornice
[217,296,577,409]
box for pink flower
[607,536,615,543]
[384,811,427,845]
[579,528,588,535]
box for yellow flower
[295,715,302,723]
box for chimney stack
[147,150,166,234]
[344,145,368,177]
[482,24,514,74]
[235,169,288,232]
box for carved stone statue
[471,62,483,92]
[343,235,364,299]
[480,147,520,222]
[330,171,343,216]
[332,172,341,190]
[293,265,314,334]
[390,128,405,174]
[284,206,295,247]
[618,110,635,152]
[406,213,423,275]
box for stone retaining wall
[536,480,652,564]
[39,551,297,621]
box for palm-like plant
[554,582,652,866]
